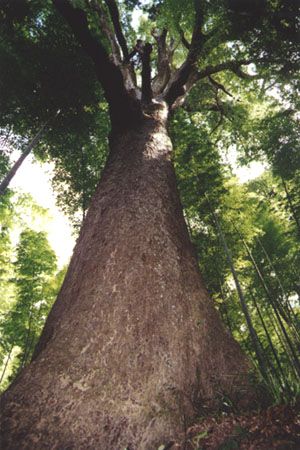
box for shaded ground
[168,403,300,449]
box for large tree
[1,0,299,448]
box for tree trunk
[0,346,13,386]
[281,176,300,238]
[0,144,33,196]
[0,103,255,450]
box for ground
[168,402,300,449]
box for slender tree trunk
[281,176,300,238]
[18,306,36,373]
[242,239,300,375]
[236,230,297,332]
[218,281,233,334]
[256,236,299,334]
[247,290,286,391]
[0,346,13,386]
[0,111,59,196]
[0,104,255,449]
[207,199,269,378]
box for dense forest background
[0,0,299,445]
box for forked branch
[169,60,254,110]
[164,0,205,106]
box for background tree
[0,230,57,389]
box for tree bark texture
[0,103,254,449]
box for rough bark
[0,103,255,449]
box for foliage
[0,0,108,224]
[0,192,65,392]
[182,168,300,401]
[0,229,58,389]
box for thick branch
[190,0,204,57]
[88,0,122,65]
[231,66,258,79]
[170,60,253,110]
[141,43,153,103]
[178,26,190,50]
[104,0,129,60]
[152,29,172,95]
[163,61,195,106]
[53,0,140,129]
[196,60,254,80]
[163,1,205,106]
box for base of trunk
[0,354,256,450]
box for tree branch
[209,89,225,135]
[163,0,205,106]
[151,29,172,95]
[189,0,205,58]
[195,57,291,83]
[88,0,122,65]
[177,26,190,50]
[196,59,254,80]
[53,0,140,129]
[208,75,233,97]
[87,0,137,93]
[169,60,253,110]
[231,66,258,79]
[141,43,153,103]
[104,0,129,60]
